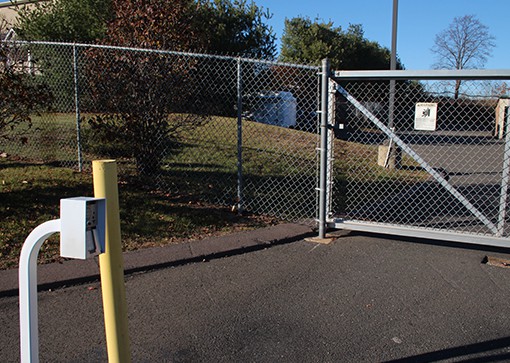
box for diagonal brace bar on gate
[335,84,499,235]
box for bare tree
[432,15,496,99]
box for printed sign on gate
[414,103,438,131]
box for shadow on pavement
[384,336,510,363]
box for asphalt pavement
[2,224,510,362]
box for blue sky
[2,0,507,70]
[254,0,509,70]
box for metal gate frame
[317,61,510,248]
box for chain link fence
[8,41,509,245]
[328,70,510,243]
[1,41,320,222]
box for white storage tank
[252,91,297,128]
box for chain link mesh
[1,41,320,222]
[330,76,510,237]
[1,42,79,168]
[6,40,510,239]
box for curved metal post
[19,219,61,363]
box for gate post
[318,59,330,239]
[497,106,510,236]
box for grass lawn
[0,159,278,270]
[1,113,428,270]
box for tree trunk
[454,79,462,99]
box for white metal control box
[60,197,106,259]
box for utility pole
[388,0,398,129]
[383,0,400,169]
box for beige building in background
[1,6,18,28]
[1,0,44,32]
[495,98,510,139]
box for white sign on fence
[414,103,438,131]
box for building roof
[0,0,45,9]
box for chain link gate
[320,64,510,247]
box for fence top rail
[1,40,320,71]
[333,69,510,81]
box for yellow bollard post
[92,160,131,363]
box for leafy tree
[280,17,403,70]
[84,0,211,175]
[83,0,277,175]
[432,15,496,99]
[13,0,113,114]
[15,0,277,173]
[0,43,53,143]
[101,0,206,50]
[190,1,276,117]
[205,0,276,59]
[279,17,408,132]
[341,24,403,70]
[280,17,342,67]
[14,0,276,59]
[15,0,112,42]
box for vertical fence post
[236,57,244,214]
[497,106,510,236]
[73,44,83,172]
[318,59,330,239]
